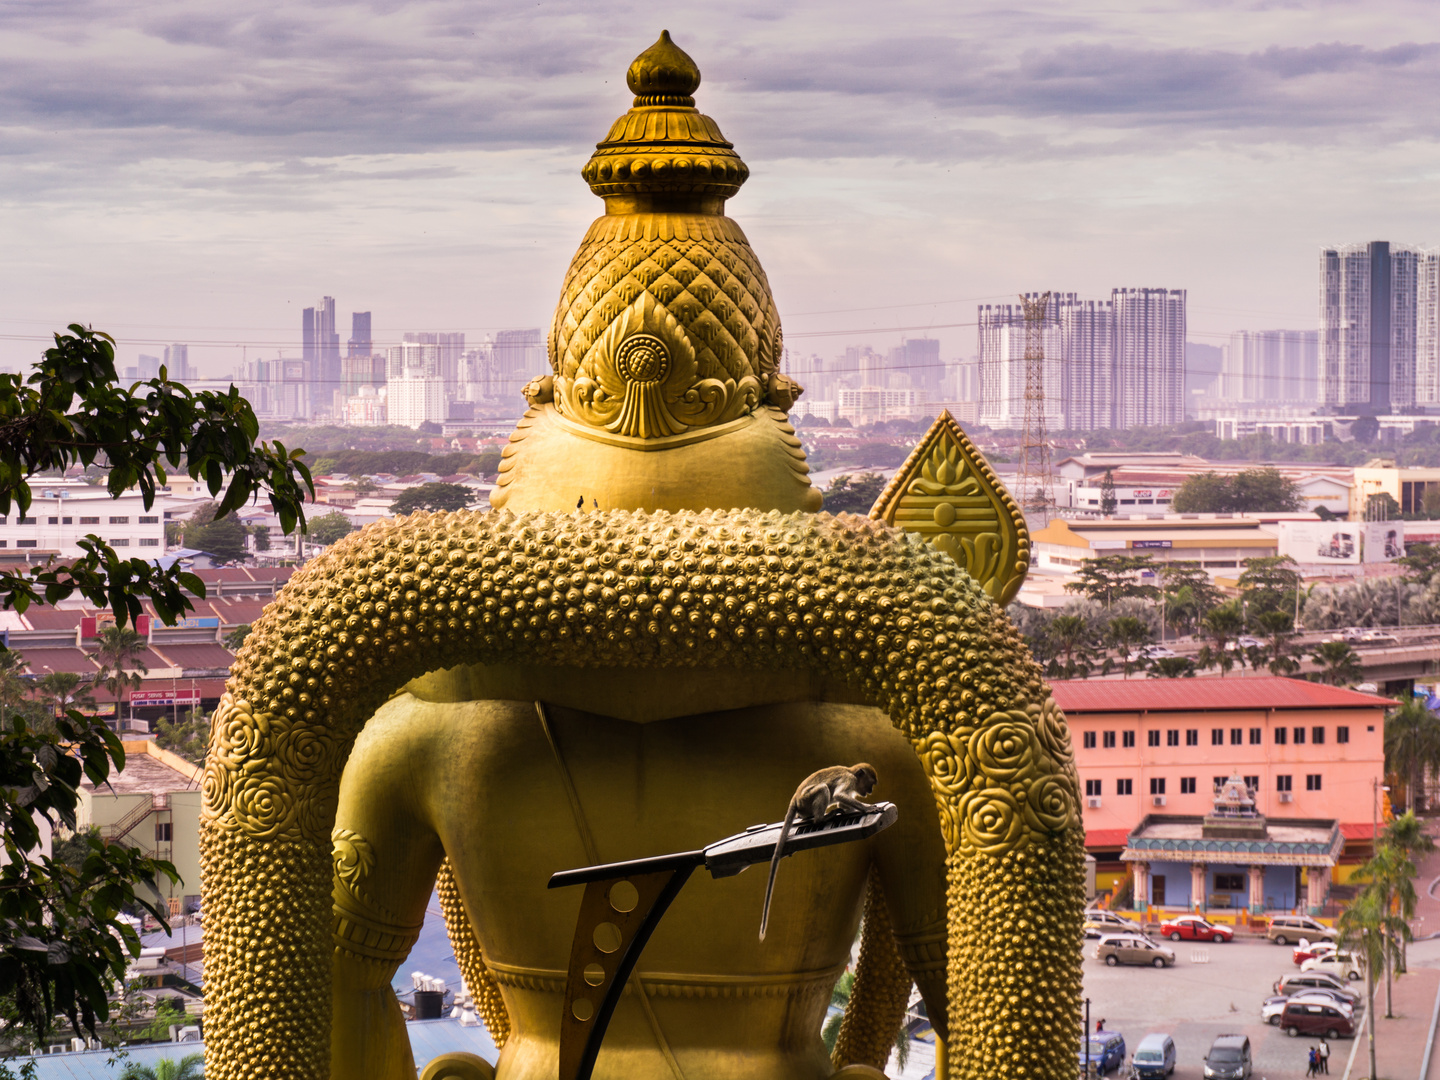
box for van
[1268,915,1337,945]
[1280,999,1355,1039]
[1133,1033,1177,1078]
[1204,1034,1251,1079]
[1095,934,1176,968]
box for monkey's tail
[831,866,912,1074]
[759,806,797,941]
[437,857,512,1048]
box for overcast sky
[2,0,1437,377]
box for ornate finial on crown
[627,30,701,106]
[582,30,749,204]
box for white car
[1127,645,1177,661]
[1301,952,1363,981]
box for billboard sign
[130,689,202,706]
[1132,540,1173,549]
[82,614,151,638]
[170,617,220,630]
[1275,521,1360,565]
[1361,521,1403,563]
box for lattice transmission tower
[1015,292,1056,523]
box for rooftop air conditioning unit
[1279,792,1294,803]
[1087,797,1103,809]
[1152,795,1167,807]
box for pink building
[1053,677,1389,914]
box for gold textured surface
[437,858,511,1048]
[200,507,1084,1080]
[869,411,1030,607]
[831,870,911,1073]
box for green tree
[249,523,271,552]
[1398,542,1440,586]
[32,671,96,717]
[1381,811,1434,972]
[118,1053,205,1080]
[1171,468,1301,513]
[181,503,248,563]
[1106,616,1152,679]
[0,324,311,1049]
[1044,615,1093,680]
[138,999,187,1045]
[1099,469,1117,516]
[1237,555,1302,618]
[1366,491,1400,521]
[1158,561,1222,635]
[307,510,357,547]
[153,710,209,766]
[1149,656,1197,678]
[1064,554,1160,610]
[1384,697,1440,813]
[1251,609,1300,676]
[223,624,252,651]
[389,482,479,515]
[823,473,886,516]
[1311,640,1363,686]
[1351,415,1380,444]
[1197,602,1244,677]
[91,624,149,703]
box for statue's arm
[330,704,448,1080]
[873,776,950,1043]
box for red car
[1159,915,1234,943]
[1293,940,1338,966]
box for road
[1082,938,1361,1079]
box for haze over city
[3,0,1438,378]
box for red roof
[1085,829,1131,849]
[16,648,101,675]
[1051,677,1394,714]
[1340,823,1378,840]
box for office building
[1320,242,1428,413]
[1418,251,1440,407]
[387,372,446,429]
[137,355,161,380]
[341,354,386,399]
[348,312,372,357]
[977,300,1063,430]
[302,297,341,398]
[492,330,547,403]
[1058,296,1115,431]
[163,344,192,382]
[1222,330,1319,403]
[1113,288,1186,428]
[884,338,941,393]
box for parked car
[1268,915,1338,945]
[1301,951,1363,981]
[1279,998,1356,1039]
[1275,971,1359,1002]
[1293,939,1338,965]
[1095,934,1176,968]
[1132,1032,1177,1079]
[1078,1031,1127,1075]
[1203,1034,1252,1079]
[1083,910,1137,939]
[1263,991,1354,1025]
[1159,915,1233,942]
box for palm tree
[1346,845,1414,1019]
[1046,615,1092,680]
[1251,609,1300,676]
[1199,603,1244,677]
[1106,616,1151,679]
[118,1054,205,1080]
[1311,641,1362,687]
[1385,698,1440,813]
[1339,889,1391,1080]
[0,648,28,724]
[1382,812,1435,972]
[92,623,149,697]
[32,670,96,716]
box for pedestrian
[1096,1019,1105,1033]
[1306,1046,1318,1077]
[1318,1037,1330,1074]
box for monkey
[759,763,878,941]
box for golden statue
[198,31,1083,1080]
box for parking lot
[1082,937,1363,1079]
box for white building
[387,373,446,429]
[344,385,388,426]
[1114,288,1186,428]
[977,307,1062,431]
[1222,330,1319,403]
[836,386,928,425]
[0,482,167,560]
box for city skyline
[2,3,1436,380]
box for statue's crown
[581,30,749,202]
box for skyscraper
[1222,330,1319,402]
[1320,242,1428,414]
[1113,288,1186,428]
[164,344,191,382]
[348,312,372,357]
[493,329,547,402]
[977,299,1062,431]
[302,297,341,394]
[1056,295,1114,431]
[1421,251,1440,407]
